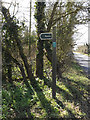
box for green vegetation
[2,61,89,119]
[1,1,89,119]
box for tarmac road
[73,52,90,78]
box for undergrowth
[2,61,89,119]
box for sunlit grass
[2,61,89,119]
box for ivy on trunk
[35,2,46,79]
[2,6,34,84]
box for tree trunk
[35,2,46,78]
[36,39,44,78]
[2,6,34,81]
[8,64,12,81]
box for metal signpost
[40,27,56,98]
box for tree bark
[35,2,46,78]
[36,39,44,78]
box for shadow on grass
[55,98,77,119]
[61,77,89,119]
[30,78,59,117]
[43,77,78,119]
[43,77,89,119]
[61,77,88,101]
[63,77,89,92]
[43,77,73,101]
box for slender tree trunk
[5,51,12,82]
[3,47,31,88]
[8,64,12,81]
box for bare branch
[47,2,59,31]
[52,7,81,27]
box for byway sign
[40,33,52,40]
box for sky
[73,24,88,49]
[1,0,89,49]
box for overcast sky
[2,0,88,49]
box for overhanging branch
[52,8,81,27]
[47,2,59,31]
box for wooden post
[0,1,2,118]
[52,26,56,98]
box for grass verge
[2,61,89,119]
